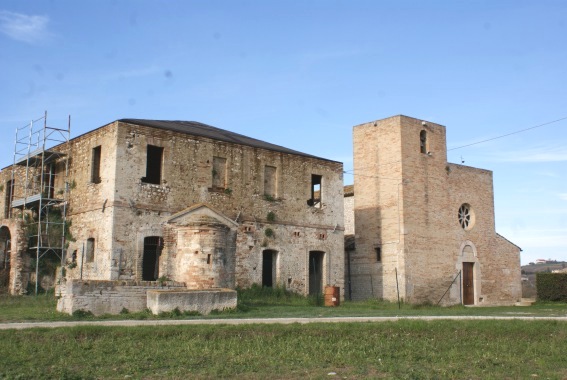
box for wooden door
[462,262,474,305]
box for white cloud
[0,10,50,44]
[559,193,567,201]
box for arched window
[420,130,427,154]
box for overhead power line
[448,116,567,151]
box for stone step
[515,298,536,307]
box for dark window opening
[420,130,428,154]
[4,180,14,218]
[71,250,77,264]
[91,146,102,184]
[207,254,211,265]
[264,165,277,198]
[142,145,163,185]
[262,250,278,287]
[85,238,95,263]
[307,174,322,208]
[142,236,163,281]
[309,251,324,296]
[375,247,382,262]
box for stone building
[345,115,521,306]
[0,119,345,299]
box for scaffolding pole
[10,111,71,295]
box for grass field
[1,286,567,323]
[1,288,567,378]
[1,320,566,379]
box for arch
[459,240,477,258]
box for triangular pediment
[167,203,239,228]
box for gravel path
[1,315,566,330]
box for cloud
[0,10,50,43]
[559,193,567,201]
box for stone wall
[0,219,28,294]
[147,289,237,315]
[56,279,185,315]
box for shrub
[536,273,567,301]
[72,309,94,318]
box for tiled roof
[119,119,339,162]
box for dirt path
[2,315,566,330]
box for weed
[263,194,275,202]
[266,211,276,222]
[264,228,274,238]
[72,309,94,318]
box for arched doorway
[0,226,11,291]
[142,236,163,281]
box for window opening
[91,146,102,184]
[142,236,163,281]
[264,165,277,198]
[308,174,322,208]
[458,203,475,230]
[142,145,163,185]
[420,130,427,154]
[207,254,211,265]
[85,238,95,263]
[375,247,382,262]
[212,156,227,189]
[4,180,14,218]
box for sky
[0,0,565,265]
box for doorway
[462,262,474,305]
[142,236,163,281]
[262,250,278,287]
[0,227,11,290]
[309,251,324,296]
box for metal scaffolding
[10,111,71,294]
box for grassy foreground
[1,320,566,379]
[1,286,567,322]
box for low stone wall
[56,279,186,315]
[147,289,237,315]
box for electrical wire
[448,116,567,151]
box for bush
[536,273,567,301]
[72,309,94,318]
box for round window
[458,203,475,230]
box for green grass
[1,320,566,379]
[1,286,567,323]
